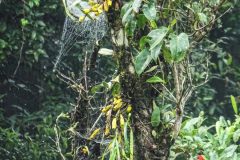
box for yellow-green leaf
[146,76,165,83]
[231,95,238,114]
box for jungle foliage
[0,0,239,160]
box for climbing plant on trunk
[57,0,232,159]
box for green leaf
[130,128,134,160]
[231,95,238,114]
[151,101,161,127]
[169,19,177,28]
[112,83,121,97]
[148,27,168,50]
[169,33,189,62]
[221,145,238,158]
[125,20,137,36]
[123,123,129,155]
[146,76,165,83]
[143,2,156,21]
[90,83,106,94]
[191,2,202,13]
[33,0,40,6]
[36,21,46,27]
[132,0,142,13]
[148,27,168,60]
[28,1,34,7]
[31,31,37,39]
[134,49,152,75]
[121,2,132,17]
[137,14,148,29]
[139,36,150,49]
[21,18,29,26]
[182,117,199,131]
[233,129,240,143]
[145,65,158,73]
[0,39,7,49]
[223,54,232,65]
[198,13,208,24]
[150,20,157,29]
[122,6,133,24]
[163,46,173,63]
[215,121,222,136]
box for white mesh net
[53,0,108,71]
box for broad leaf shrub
[171,112,240,160]
[0,102,71,160]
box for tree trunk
[119,49,173,159]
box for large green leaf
[151,101,161,127]
[169,33,189,62]
[221,145,238,158]
[233,129,240,143]
[122,3,133,24]
[142,2,156,21]
[230,95,238,114]
[121,2,132,17]
[148,27,168,60]
[134,49,152,75]
[182,117,199,131]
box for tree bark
[118,49,173,159]
[107,5,175,160]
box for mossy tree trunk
[107,5,175,159]
[118,49,173,159]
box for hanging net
[53,0,108,72]
[53,1,121,158]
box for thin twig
[13,1,25,77]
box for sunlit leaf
[134,49,152,75]
[182,117,199,131]
[145,65,158,73]
[146,76,165,83]
[231,95,238,114]
[121,2,132,17]
[148,27,168,60]
[169,33,189,62]
[122,6,133,24]
[233,129,240,143]
[221,145,238,158]
[142,2,156,21]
